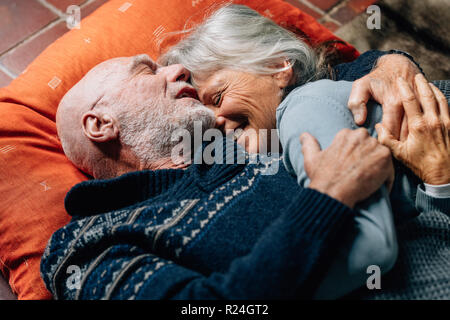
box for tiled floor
[285,0,378,31]
[0,0,375,88]
[0,0,108,87]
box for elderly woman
[160,5,450,299]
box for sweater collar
[65,138,248,216]
[65,168,185,216]
[189,137,248,191]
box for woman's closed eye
[212,91,223,107]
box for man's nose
[159,64,190,82]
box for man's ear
[82,111,119,143]
[273,60,294,89]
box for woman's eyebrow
[199,83,220,101]
[207,79,226,93]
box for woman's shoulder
[283,79,354,110]
[276,79,355,126]
[276,79,383,140]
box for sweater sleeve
[48,189,353,300]
[333,50,388,81]
[416,185,450,215]
[333,49,425,81]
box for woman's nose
[160,64,191,83]
[215,116,226,129]
[215,116,242,134]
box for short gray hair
[159,4,323,89]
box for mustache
[169,82,199,100]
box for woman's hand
[348,54,421,139]
[300,128,394,209]
[376,74,450,185]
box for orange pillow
[0,0,358,300]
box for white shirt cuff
[423,182,450,198]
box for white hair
[159,4,323,89]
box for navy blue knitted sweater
[40,50,397,299]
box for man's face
[109,54,215,164]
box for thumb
[375,123,402,157]
[300,133,321,174]
[348,78,371,125]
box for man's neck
[145,157,189,171]
[93,156,188,180]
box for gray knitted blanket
[352,211,450,299]
[349,80,450,300]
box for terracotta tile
[331,4,359,24]
[0,69,13,88]
[284,0,323,19]
[347,0,379,14]
[305,0,340,11]
[0,0,57,54]
[0,22,69,75]
[46,0,87,12]
[321,20,341,32]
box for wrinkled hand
[376,74,450,185]
[300,128,394,209]
[348,54,422,139]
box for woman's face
[195,68,289,153]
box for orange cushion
[0,0,358,300]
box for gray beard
[119,103,215,165]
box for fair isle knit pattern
[40,139,354,299]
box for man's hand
[376,74,450,185]
[348,54,422,139]
[300,128,394,209]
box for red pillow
[0,0,358,300]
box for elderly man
[41,52,449,300]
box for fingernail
[355,107,364,123]
[300,133,309,145]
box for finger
[414,74,439,118]
[300,132,321,175]
[400,114,409,141]
[348,78,370,125]
[375,123,403,160]
[385,156,395,193]
[367,76,403,139]
[429,83,450,124]
[381,102,403,140]
[397,77,422,123]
